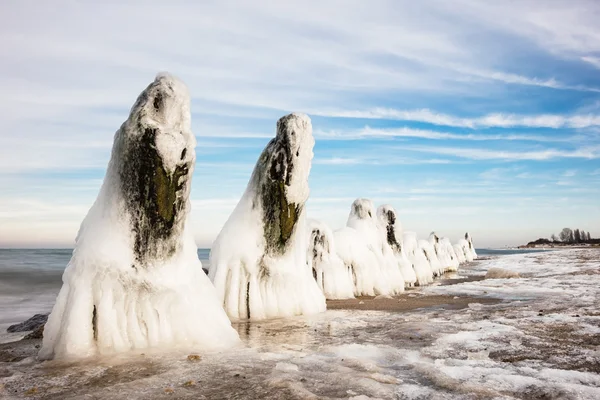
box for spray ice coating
[209,113,325,321]
[40,73,239,359]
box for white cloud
[582,56,600,69]
[398,145,600,161]
[316,126,579,141]
[312,109,600,129]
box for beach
[1,248,599,399]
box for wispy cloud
[316,126,578,142]
[582,56,600,69]
[312,109,600,129]
[313,157,456,166]
[398,145,600,161]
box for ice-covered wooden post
[209,113,326,320]
[40,73,239,360]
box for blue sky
[1,0,599,248]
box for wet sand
[327,274,493,312]
[327,292,499,312]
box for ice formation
[40,73,239,360]
[306,219,354,299]
[376,205,417,287]
[209,113,326,320]
[429,233,458,272]
[334,226,382,296]
[456,232,477,262]
[465,232,478,259]
[403,232,434,285]
[453,243,467,264]
[441,237,460,272]
[345,199,405,294]
[418,240,443,277]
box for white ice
[6,249,600,399]
[466,232,478,259]
[306,219,355,299]
[403,232,434,285]
[453,243,467,264]
[418,239,444,277]
[336,199,405,296]
[376,205,417,287]
[40,73,239,360]
[209,113,326,321]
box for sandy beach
[1,248,599,399]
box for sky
[1,0,599,248]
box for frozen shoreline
[1,248,599,399]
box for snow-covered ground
[1,248,599,399]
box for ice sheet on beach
[2,249,600,399]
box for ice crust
[9,249,599,399]
[40,74,240,360]
[209,113,326,320]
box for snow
[306,219,355,299]
[40,73,239,360]
[209,113,326,320]
[376,205,417,287]
[403,232,434,285]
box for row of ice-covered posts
[306,198,478,300]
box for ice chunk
[209,113,326,320]
[485,267,520,279]
[306,219,355,299]
[40,73,240,360]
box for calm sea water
[476,248,551,256]
[0,247,545,338]
[0,248,211,337]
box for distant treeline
[525,228,599,247]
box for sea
[0,247,543,339]
[0,249,211,339]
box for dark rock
[23,325,44,339]
[7,314,48,333]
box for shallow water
[0,249,211,339]
[1,249,600,399]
